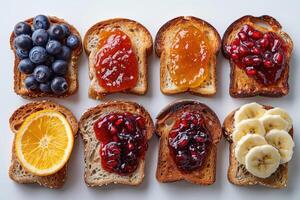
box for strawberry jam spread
[225,25,287,85]
[168,111,211,172]
[95,29,138,92]
[93,112,147,175]
[169,26,211,89]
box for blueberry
[48,24,64,40]
[66,35,80,49]
[33,65,52,82]
[52,60,68,75]
[29,46,47,64]
[44,55,55,67]
[16,48,29,59]
[33,15,50,30]
[51,77,68,94]
[32,29,49,46]
[14,34,32,50]
[18,58,35,74]
[61,24,70,37]
[24,75,39,90]
[14,22,32,36]
[46,40,62,55]
[39,82,52,93]
[56,46,71,61]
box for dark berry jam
[93,112,147,175]
[225,24,286,85]
[168,111,211,172]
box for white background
[0,0,299,199]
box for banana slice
[234,103,266,127]
[265,129,294,164]
[264,108,293,131]
[235,134,267,165]
[245,144,280,178]
[260,115,288,133]
[232,119,266,143]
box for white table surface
[1,0,299,199]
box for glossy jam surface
[95,29,138,92]
[93,112,147,175]
[168,112,211,172]
[169,26,211,89]
[225,25,286,85]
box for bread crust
[83,18,153,99]
[10,16,83,99]
[155,16,221,96]
[8,101,78,189]
[155,99,222,185]
[222,15,293,98]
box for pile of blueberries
[14,15,80,94]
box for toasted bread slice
[155,100,222,185]
[223,105,292,188]
[8,101,78,189]
[222,15,293,97]
[83,18,153,99]
[10,16,82,99]
[79,101,154,186]
[155,16,221,96]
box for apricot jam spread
[95,29,138,92]
[169,26,212,89]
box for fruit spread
[168,111,211,172]
[169,25,211,89]
[93,112,147,175]
[225,25,287,85]
[95,29,138,92]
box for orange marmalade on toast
[169,25,212,89]
[95,29,138,92]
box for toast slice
[79,101,154,186]
[222,15,293,97]
[155,100,222,184]
[223,105,292,188]
[9,101,78,189]
[155,16,221,96]
[83,18,153,99]
[10,16,83,99]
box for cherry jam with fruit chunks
[95,29,138,92]
[94,112,147,175]
[168,112,211,172]
[225,25,287,85]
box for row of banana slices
[233,102,295,179]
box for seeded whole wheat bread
[222,15,293,97]
[83,18,153,99]
[8,101,78,189]
[155,16,221,96]
[155,100,222,184]
[79,101,154,186]
[222,105,293,188]
[10,16,83,99]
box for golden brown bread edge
[9,101,78,189]
[155,99,222,185]
[10,16,83,99]
[223,105,292,188]
[222,15,293,98]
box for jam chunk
[95,29,138,92]
[93,112,147,175]
[168,112,211,172]
[169,26,211,89]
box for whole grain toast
[79,101,154,186]
[155,16,221,96]
[83,18,153,99]
[10,16,83,99]
[155,100,222,185]
[9,101,78,189]
[223,105,293,188]
[222,15,293,97]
